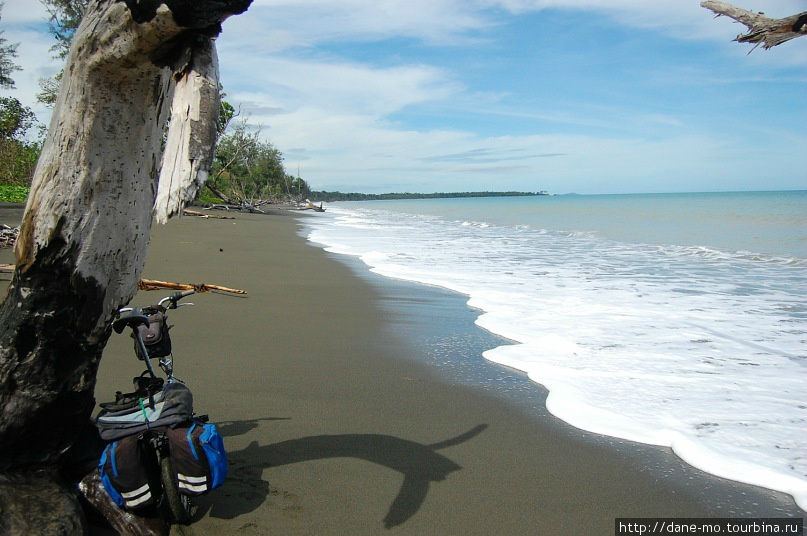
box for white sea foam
[304,201,807,510]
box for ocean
[301,191,807,510]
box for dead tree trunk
[0,0,250,531]
[701,1,807,50]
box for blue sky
[2,0,806,194]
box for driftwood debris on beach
[298,199,325,212]
[78,472,170,536]
[1,266,247,296]
[139,278,247,295]
[198,198,326,214]
[701,1,807,50]
[182,209,236,219]
[0,224,18,249]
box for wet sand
[1,206,802,535]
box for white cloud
[1,0,50,24]
[226,92,806,194]
[1,28,61,129]
[1,1,62,129]
[211,0,806,194]
[229,0,807,51]
[220,54,460,120]
[486,0,807,65]
[231,0,493,48]
[488,0,805,35]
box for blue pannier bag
[200,423,228,489]
[98,436,155,511]
[165,421,228,496]
[98,443,123,507]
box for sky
[2,0,806,195]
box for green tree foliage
[0,3,21,89]
[0,5,41,188]
[0,97,41,186]
[36,0,87,106]
[209,120,310,204]
[0,184,29,202]
[217,99,235,138]
[41,0,86,59]
[0,97,35,139]
[36,70,62,107]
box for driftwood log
[0,224,18,249]
[0,0,252,533]
[300,199,325,212]
[138,278,247,295]
[182,209,235,219]
[2,268,247,296]
[701,1,807,50]
[78,472,170,536]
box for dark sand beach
[0,205,802,535]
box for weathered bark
[0,472,86,534]
[0,0,250,532]
[701,1,807,50]
[154,36,220,223]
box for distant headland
[312,191,548,202]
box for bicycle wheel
[159,454,193,524]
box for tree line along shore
[1,185,549,206]
[310,191,548,202]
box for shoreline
[1,206,803,534]
[301,226,804,520]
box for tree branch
[204,181,235,204]
[701,1,807,50]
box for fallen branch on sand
[182,209,236,219]
[1,267,247,297]
[138,278,247,295]
[293,199,325,212]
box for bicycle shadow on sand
[200,420,488,529]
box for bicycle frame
[103,289,199,524]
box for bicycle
[96,289,205,524]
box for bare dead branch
[138,278,247,295]
[204,182,235,205]
[182,209,235,219]
[701,1,807,49]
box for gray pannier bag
[96,381,193,441]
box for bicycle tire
[160,454,192,524]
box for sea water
[301,191,807,509]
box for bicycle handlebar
[159,289,196,309]
[114,290,196,333]
[112,291,197,379]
